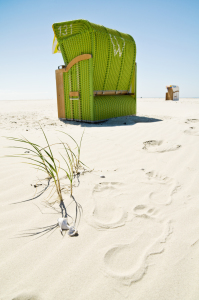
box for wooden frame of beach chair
[53,19,137,122]
[166,88,173,100]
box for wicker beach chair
[52,19,137,122]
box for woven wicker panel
[92,32,109,91]
[59,31,92,64]
[104,33,124,90]
[63,59,91,121]
[94,95,136,121]
[60,30,92,120]
[53,20,91,42]
[79,59,91,121]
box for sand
[0,98,199,300]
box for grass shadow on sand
[11,178,52,205]
[60,115,162,128]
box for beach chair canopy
[52,19,137,122]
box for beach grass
[4,126,87,235]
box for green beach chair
[52,19,137,122]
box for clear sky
[0,0,198,99]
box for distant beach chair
[52,19,137,122]
[166,85,179,101]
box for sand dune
[0,98,199,299]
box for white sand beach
[0,98,199,300]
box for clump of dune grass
[59,135,84,234]
[5,126,63,203]
[5,126,87,237]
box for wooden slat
[94,91,103,95]
[103,90,115,95]
[93,90,135,96]
[55,71,65,118]
[70,91,79,97]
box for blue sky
[0,0,198,99]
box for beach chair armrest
[65,54,92,72]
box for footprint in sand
[184,127,199,136]
[133,204,158,218]
[103,218,172,285]
[143,140,181,153]
[145,171,180,205]
[86,182,127,230]
[186,119,199,124]
[184,119,199,136]
[129,169,180,207]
